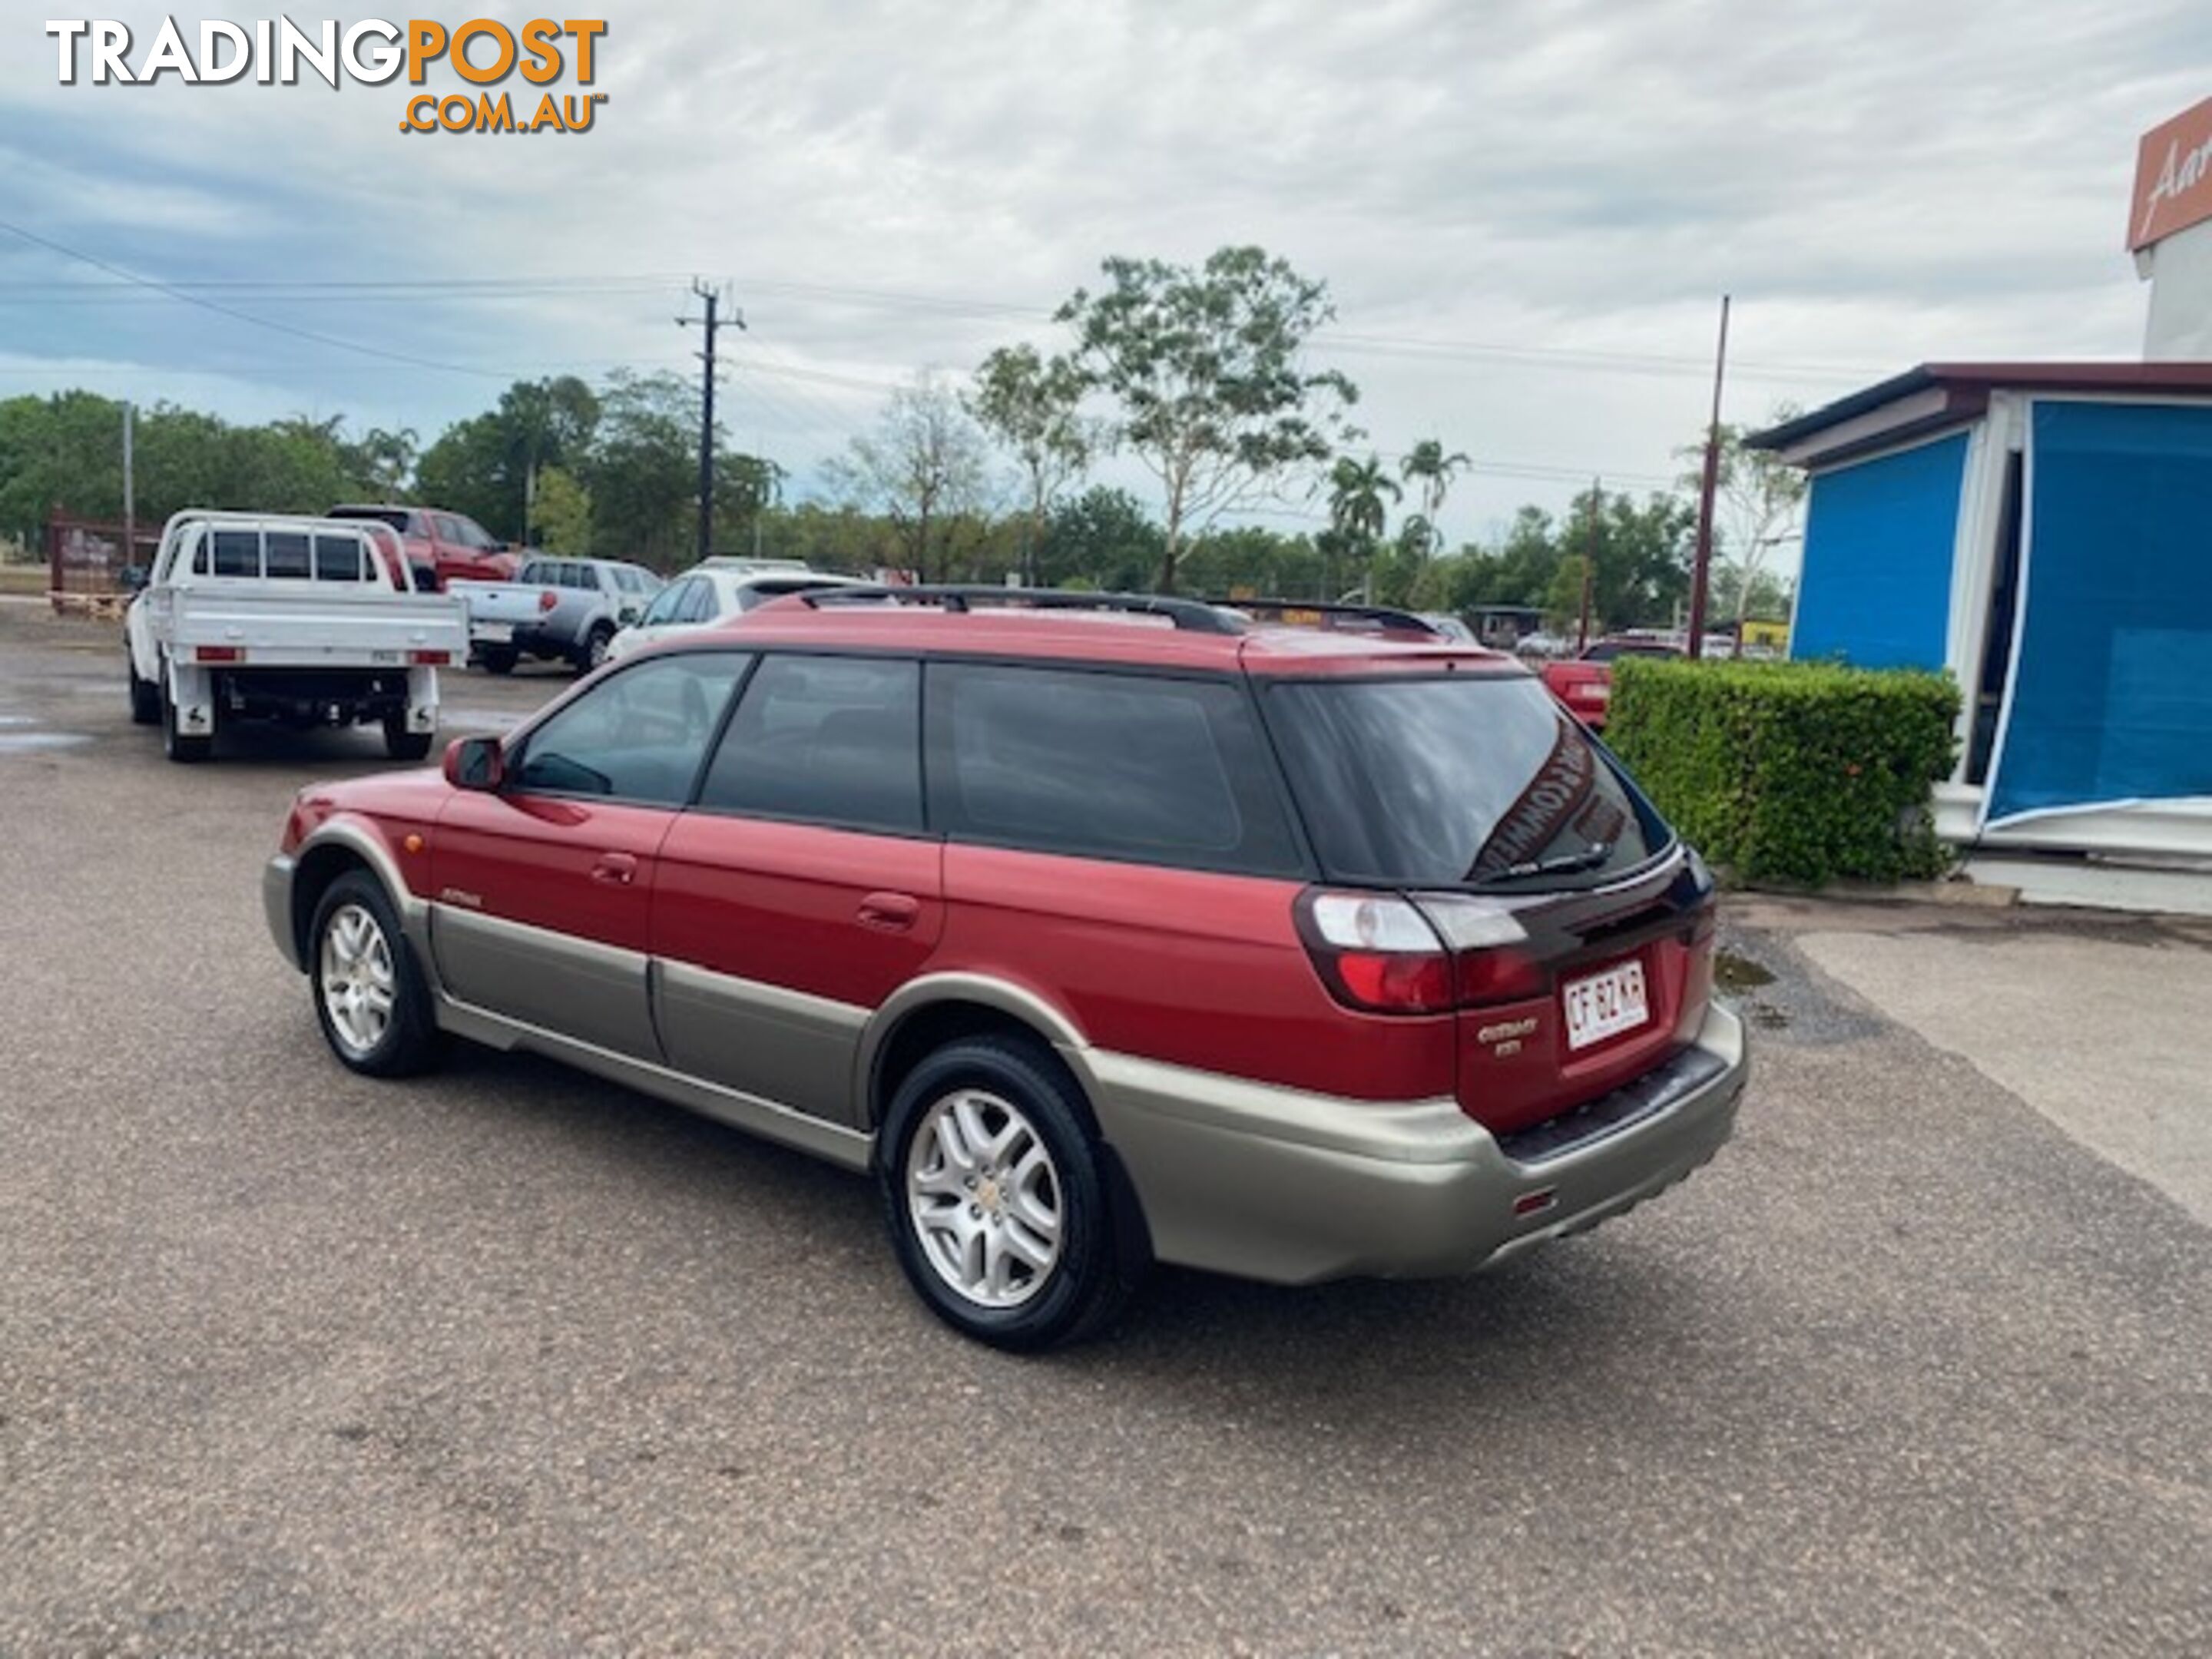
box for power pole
[677,280,743,561]
[1578,476,1598,652]
[1686,293,1731,660]
[120,400,135,570]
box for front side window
[927,664,1303,875]
[641,578,692,628]
[510,652,751,805]
[680,579,719,624]
[698,654,922,833]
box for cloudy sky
[2,1,2205,556]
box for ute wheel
[575,624,614,676]
[127,655,160,725]
[477,647,518,675]
[382,715,434,762]
[160,678,213,764]
[879,1035,1133,1352]
[309,870,439,1078]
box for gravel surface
[2,609,2207,1655]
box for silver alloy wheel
[588,629,611,670]
[320,902,397,1058]
[906,1088,1064,1310]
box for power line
[0,260,1886,382]
[0,218,516,380]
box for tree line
[0,243,1800,633]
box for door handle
[856,891,921,932]
[590,852,638,886]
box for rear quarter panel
[937,845,1456,1102]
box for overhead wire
[0,238,1823,488]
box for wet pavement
[2,607,2207,1655]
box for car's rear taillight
[407,649,451,666]
[194,644,243,663]
[1296,889,1544,1015]
[1414,893,1549,1007]
[1296,892,1455,1013]
[538,589,558,612]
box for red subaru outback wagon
[265,588,1747,1349]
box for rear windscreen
[1265,674,1664,887]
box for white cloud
[0,0,2204,548]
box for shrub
[1607,658,1959,886]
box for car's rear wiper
[1465,841,1614,888]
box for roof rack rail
[1204,597,1446,636]
[799,584,1244,634]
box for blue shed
[1752,363,2212,882]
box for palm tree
[1400,439,1471,558]
[1326,454,1402,600]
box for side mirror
[443,735,505,792]
[119,565,150,593]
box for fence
[45,512,159,618]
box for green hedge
[1606,659,1960,886]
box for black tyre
[160,678,213,763]
[382,715,434,762]
[575,624,613,676]
[879,1036,1133,1351]
[308,870,439,1078]
[127,655,159,725]
[478,647,518,675]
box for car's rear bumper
[1084,1000,1746,1285]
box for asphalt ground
[1,604,2207,1655]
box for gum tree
[968,344,1091,587]
[1057,246,1358,592]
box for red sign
[2129,97,2212,251]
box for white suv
[606,565,865,662]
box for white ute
[124,511,470,764]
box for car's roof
[694,565,864,592]
[720,595,1523,678]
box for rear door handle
[856,891,920,932]
[590,852,639,886]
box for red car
[326,505,522,591]
[1541,638,1683,730]
[264,588,1746,1349]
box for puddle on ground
[0,711,92,753]
[1714,950,1776,992]
[0,731,91,753]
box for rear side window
[264,531,310,579]
[210,530,260,577]
[927,664,1303,876]
[700,654,922,833]
[313,534,364,582]
[1265,674,1662,887]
